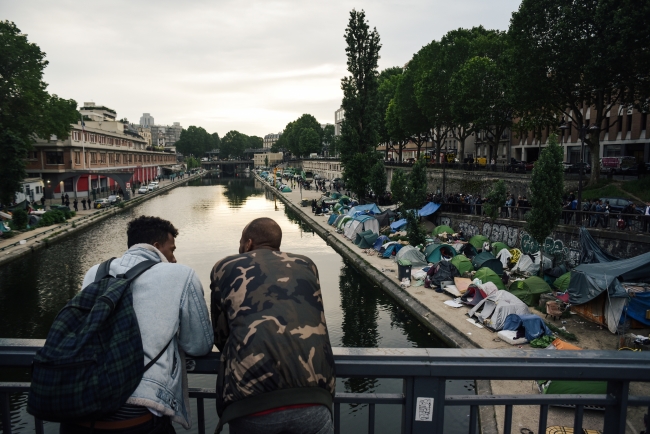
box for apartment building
[263,132,282,149]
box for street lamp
[559,121,599,225]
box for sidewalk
[261,175,649,434]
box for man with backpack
[29,215,213,433]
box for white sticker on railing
[415,397,434,421]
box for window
[27,151,38,160]
[45,151,64,165]
[89,134,96,143]
[128,154,133,163]
[100,153,106,164]
[72,131,81,141]
[642,112,648,132]
[90,152,97,164]
[75,151,81,164]
[115,154,120,163]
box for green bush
[38,210,66,227]
[12,209,28,230]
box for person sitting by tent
[425,260,460,292]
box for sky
[4,0,522,138]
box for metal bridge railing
[1,339,649,434]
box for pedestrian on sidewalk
[73,198,78,212]
[65,197,70,208]
[40,196,45,209]
[61,194,65,205]
[81,198,87,210]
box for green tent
[355,229,374,246]
[492,242,509,256]
[472,251,503,276]
[339,196,351,205]
[538,380,607,395]
[281,186,292,192]
[337,216,352,230]
[424,244,456,263]
[331,192,342,199]
[432,225,454,237]
[451,255,474,275]
[469,235,490,250]
[508,276,552,307]
[553,272,572,291]
[358,233,379,249]
[475,267,505,290]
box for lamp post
[559,122,599,225]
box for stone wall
[434,213,650,266]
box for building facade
[334,107,344,136]
[254,152,283,167]
[26,104,176,200]
[139,113,155,127]
[263,132,281,149]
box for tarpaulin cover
[469,235,490,250]
[579,226,619,264]
[395,245,427,267]
[508,276,552,307]
[627,292,650,326]
[451,255,474,275]
[327,214,339,225]
[347,203,381,216]
[418,202,440,217]
[432,225,455,237]
[475,267,505,290]
[390,219,407,231]
[553,272,572,291]
[468,290,530,331]
[424,244,456,263]
[568,251,650,305]
[472,252,503,276]
[374,211,395,228]
[502,314,552,342]
[373,235,389,251]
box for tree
[175,126,213,157]
[0,131,27,206]
[390,169,408,205]
[368,159,387,197]
[322,124,335,156]
[211,132,221,150]
[275,114,322,157]
[406,210,427,248]
[185,156,200,170]
[526,134,564,269]
[264,155,269,168]
[248,135,263,149]
[339,9,381,200]
[220,130,248,159]
[377,67,403,160]
[299,128,320,155]
[0,21,78,205]
[483,179,507,222]
[509,0,650,184]
[404,158,427,210]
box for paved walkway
[261,175,648,434]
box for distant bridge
[201,160,253,175]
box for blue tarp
[373,235,389,251]
[627,292,650,327]
[347,203,381,216]
[382,243,403,258]
[390,219,407,231]
[502,314,552,342]
[418,202,441,217]
[327,214,339,226]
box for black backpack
[27,258,171,422]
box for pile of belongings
[511,251,552,275]
[425,258,460,291]
[497,313,553,345]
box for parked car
[138,186,148,194]
[147,183,158,192]
[107,195,121,205]
[562,162,573,172]
[598,197,642,214]
[569,162,591,173]
[94,198,111,209]
[507,159,527,173]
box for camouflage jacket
[210,249,336,422]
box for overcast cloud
[4,0,521,137]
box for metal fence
[1,339,649,434]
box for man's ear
[244,239,253,253]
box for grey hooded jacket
[81,244,213,428]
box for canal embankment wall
[0,172,203,268]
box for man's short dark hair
[243,217,282,250]
[127,216,178,248]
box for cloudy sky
[5,0,521,137]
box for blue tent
[502,314,552,342]
[418,202,441,217]
[347,203,381,216]
[626,292,650,327]
[390,219,407,231]
[373,235,389,251]
[382,243,403,258]
[327,214,339,225]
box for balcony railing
[1,339,649,434]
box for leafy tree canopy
[275,114,323,157]
[389,169,408,205]
[404,158,428,210]
[368,158,387,197]
[175,126,214,157]
[483,179,507,222]
[220,130,249,159]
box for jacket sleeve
[178,270,214,356]
[210,261,230,352]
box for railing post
[408,376,445,434]
[603,380,629,434]
[1,391,12,434]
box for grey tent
[468,290,530,331]
[374,210,396,228]
[579,227,618,264]
[395,245,427,267]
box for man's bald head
[239,218,282,253]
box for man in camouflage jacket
[210,217,336,433]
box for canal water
[0,174,472,433]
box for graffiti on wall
[438,217,581,267]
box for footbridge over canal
[201,160,253,176]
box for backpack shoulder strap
[144,337,173,372]
[94,258,116,282]
[119,260,159,281]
